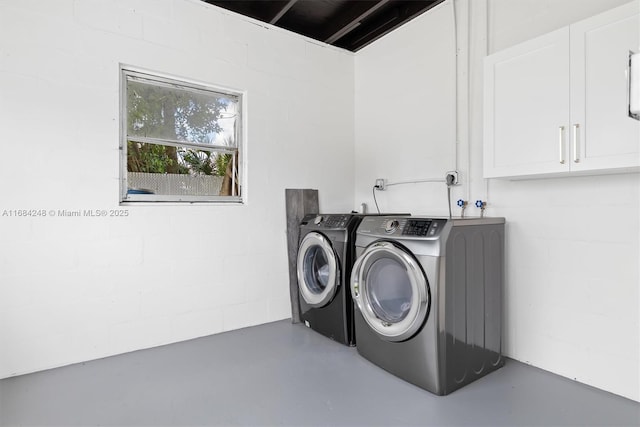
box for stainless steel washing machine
[350,216,505,395]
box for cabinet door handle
[572,123,580,163]
[558,126,565,164]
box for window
[120,66,243,203]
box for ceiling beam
[323,0,390,45]
[270,0,298,24]
[337,0,444,51]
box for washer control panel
[357,217,448,238]
[402,219,431,236]
[384,219,400,233]
[402,219,446,237]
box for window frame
[119,65,245,204]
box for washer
[350,216,505,395]
[296,213,363,346]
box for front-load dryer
[297,213,364,346]
[350,216,505,395]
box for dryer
[350,216,505,395]
[296,213,363,346]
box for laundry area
[1,0,639,426]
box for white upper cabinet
[484,2,639,179]
[570,3,639,172]
[484,28,571,178]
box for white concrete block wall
[355,0,639,401]
[354,1,458,215]
[0,0,354,378]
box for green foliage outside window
[126,78,236,177]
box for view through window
[120,67,243,203]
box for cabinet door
[484,28,571,178]
[570,1,640,172]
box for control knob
[384,219,399,233]
[313,215,323,225]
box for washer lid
[297,232,340,308]
[351,241,430,342]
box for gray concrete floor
[1,319,638,426]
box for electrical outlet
[445,171,459,185]
[375,179,385,190]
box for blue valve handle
[475,200,485,209]
[457,199,466,207]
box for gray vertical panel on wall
[285,189,319,323]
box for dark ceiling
[203,0,445,52]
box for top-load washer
[350,215,505,395]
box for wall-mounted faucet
[456,199,468,218]
[475,200,487,217]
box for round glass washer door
[297,232,340,308]
[351,241,429,342]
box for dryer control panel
[301,214,354,230]
[322,215,351,229]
